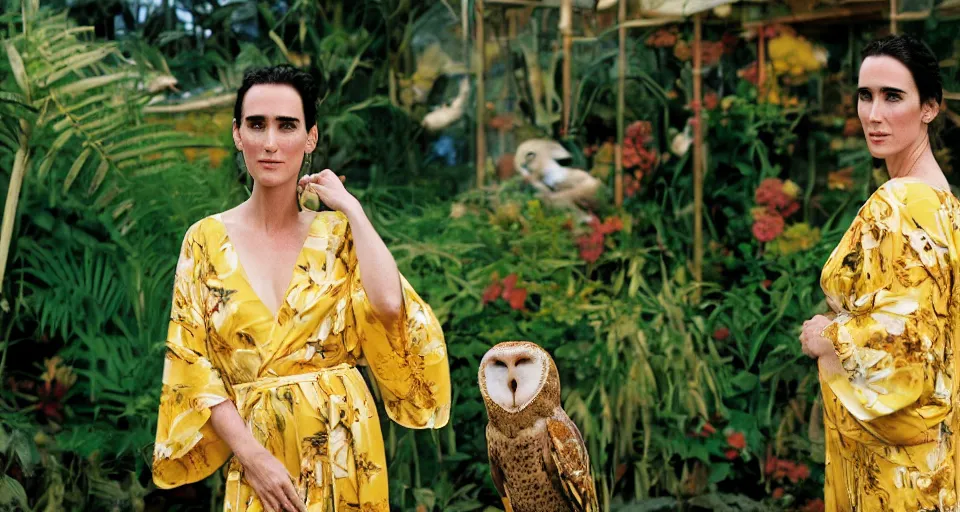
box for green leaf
[708,462,732,484]
[0,475,28,510]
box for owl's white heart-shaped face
[481,344,548,413]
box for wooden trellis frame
[472,0,960,301]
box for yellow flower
[782,180,801,199]
[769,223,821,255]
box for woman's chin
[865,144,896,160]
[252,172,296,188]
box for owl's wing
[543,416,600,512]
[487,425,515,512]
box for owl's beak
[507,369,519,407]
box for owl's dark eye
[516,357,532,365]
[493,360,508,368]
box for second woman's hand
[236,445,306,512]
[800,314,834,359]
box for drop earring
[300,152,313,177]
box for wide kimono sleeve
[152,221,234,488]
[341,224,451,430]
[819,183,957,444]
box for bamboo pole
[561,0,573,136]
[890,0,898,33]
[615,0,625,206]
[692,13,703,302]
[758,24,766,99]
[476,0,487,188]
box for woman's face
[233,83,318,188]
[857,55,937,159]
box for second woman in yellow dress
[800,35,960,510]
[152,65,451,512]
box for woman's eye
[858,91,871,101]
[886,93,902,102]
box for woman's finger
[283,479,307,512]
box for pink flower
[752,213,785,242]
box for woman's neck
[243,179,301,233]
[886,134,937,180]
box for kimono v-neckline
[211,213,319,323]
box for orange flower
[724,449,739,460]
[772,487,785,500]
[726,431,746,450]
[801,499,825,512]
[700,422,717,436]
[828,167,855,191]
[713,327,730,341]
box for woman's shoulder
[181,213,227,243]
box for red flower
[779,201,800,218]
[623,121,659,175]
[624,174,641,198]
[701,41,725,66]
[752,212,785,242]
[738,61,759,86]
[577,230,605,263]
[761,279,772,289]
[483,273,527,310]
[506,287,528,311]
[704,92,719,110]
[482,280,503,304]
[700,422,716,436]
[501,273,518,291]
[788,463,811,483]
[598,216,624,235]
[801,499,825,512]
[772,487,785,500]
[721,32,739,53]
[713,327,730,341]
[726,431,746,450]
[724,449,739,460]
[37,379,69,421]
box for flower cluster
[622,121,659,198]
[769,30,825,84]
[765,454,811,484]
[482,273,528,310]
[724,430,747,460]
[577,216,624,263]
[751,178,802,243]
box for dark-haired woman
[798,35,960,510]
[151,65,451,512]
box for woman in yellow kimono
[152,65,451,512]
[799,35,959,510]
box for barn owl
[514,139,602,222]
[479,341,599,512]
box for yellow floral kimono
[819,178,960,511]
[152,212,451,511]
